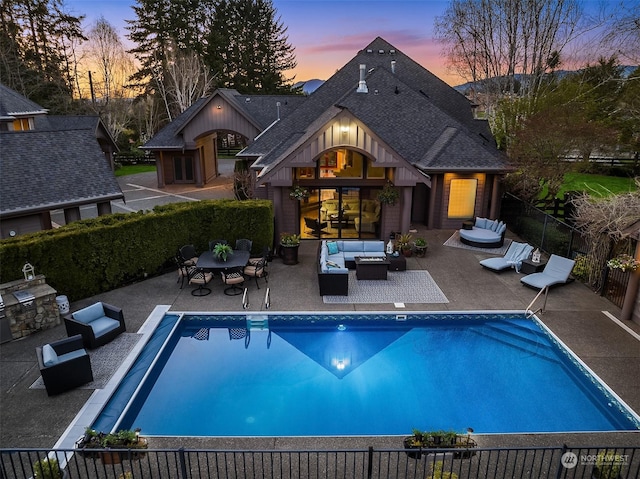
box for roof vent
[366,48,373,53]
[378,49,385,54]
[245,98,251,102]
[356,64,368,94]
[389,49,396,54]
[391,60,396,74]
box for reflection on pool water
[93,312,640,437]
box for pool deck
[1,172,639,452]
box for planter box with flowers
[289,184,310,201]
[607,254,639,273]
[403,429,477,460]
[75,428,148,464]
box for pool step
[246,315,269,331]
[478,323,558,363]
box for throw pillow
[326,260,340,268]
[42,344,58,367]
[327,241,339,255]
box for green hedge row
[0,200,273,301]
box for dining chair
[244,254,269,289]
[235,238,253,252]
[175,254,195,288]
[220,267,245,295]
[188,267,214,296]
[179,244,198,266]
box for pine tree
[205,0,296,94]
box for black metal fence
[500,193,588,259]
[2,446,639,479]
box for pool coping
[55,308,640,449]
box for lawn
[115,164,156,177]
[560,173,638,197]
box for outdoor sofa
[459,217,507,248]
[317,240,386,295]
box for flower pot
[280,244,299,265]
[414,246,427,257]
[402,437,422,459]
[402,248,412,258]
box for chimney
[391,60,396,74]
[356,64,368,94]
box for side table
[386,253,407,271]
[520,259,547,274]
[462,221,474,230]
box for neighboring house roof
[240,37,508,174]
[34,115,119,151]
[0,128,123,217]
[142,89,306,150]
[0,83,48,119]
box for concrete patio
[1,169,639,452]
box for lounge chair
[480,241,533,273]
[520,254,575,290]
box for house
[144,37,510,242]
[0,84,124,238]
[142,89,305,188]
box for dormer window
[12,117,32,131]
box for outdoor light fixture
[337,324,346,331]
[22,262,34,280]
[216,104,222,110]
[340,117,350,135]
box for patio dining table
[196,249,250,271]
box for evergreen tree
[0,0,85,111]
[205,0,296,93]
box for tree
[435,0,582,101]
[205,0,296,93]
[0,0,86,111]
[602,1,640,64]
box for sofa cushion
[42,344,58,367]
[363,241,385,252]
[475,217,487,229]
[327,241,339,255]
[342,241,364,252]
[72,302,105,324]
[89,317,121,338]
[497,221,506,235]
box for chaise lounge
[480,241,533,273]
[520,254,575,290]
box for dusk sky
[65,0,614,87]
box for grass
[540,172,638,199]
[115,164,156,177]
[560,173,638,197]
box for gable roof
[0,129,123,216]
[240,37,507,174]
[142,89,306,150]
[0,84,48,119]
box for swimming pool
[93,312,640,437]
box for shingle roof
[0,129,123,216]
[142,90,306,150]
[242,37,507,173]
[0,84,48,118]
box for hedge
[0,200,273,301]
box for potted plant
[279,232,300,265]
[431,460,458,479]
[396,233,413,257]
[377,181,399,206]
[592,450,623,479]
[213,242,233,261]
[414,237,427,257]
[402,428,427,459]
[75,428,148,464]
[289,184,310,201]
[33,457,64,479]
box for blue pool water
[95,313,640,437]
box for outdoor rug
[323,270,449,304]
[443,231,511,255]
[30,332,141,390]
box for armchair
[64,302,126,349]
[304,217,328,236]
[36,334,93,395]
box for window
[447,179,477,219]
[12,118,31,131]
